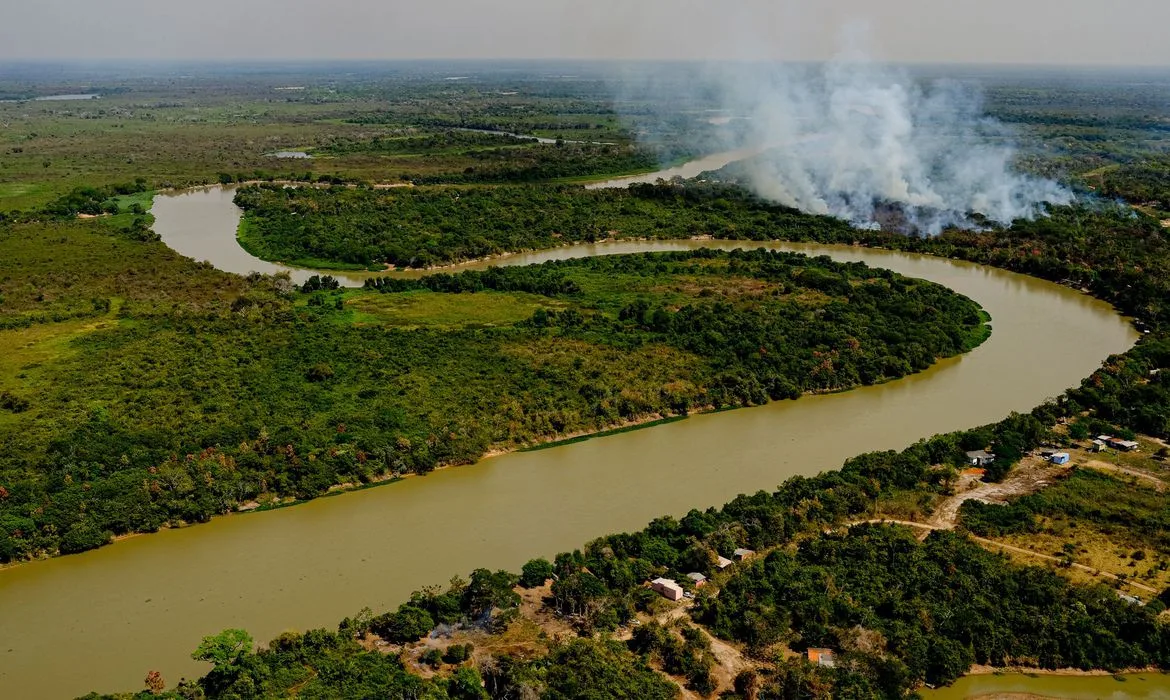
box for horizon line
[2,57,1169,71]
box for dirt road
[855,519,1159,594]
[928,456,1069,528]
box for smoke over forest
[619,50,1072,234]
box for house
[965,450,996,467]
[686,572,708,587]
[733,548,755,562]
[1099,435,1140,452]
[807,648,836,668]
[716,556,734,570]
[650,578,684,601]
[1049,452,1071,465]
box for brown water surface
[923,673,1170,699]
[0,186,1143,699]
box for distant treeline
[232,182,855,269]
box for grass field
[343,289,565,329]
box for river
[923,673,1170,699]
[0,182,1155,699]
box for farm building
[1098,435,1140,451]
[807,648,836,667]
[650,578,684,601]
[733,548,755,562]
[965,450,996,467]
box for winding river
[0,177,1161,699]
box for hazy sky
[3,0,1169,66]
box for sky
[3,0,1169,66]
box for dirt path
[1083,459,1167,491]
[703,629,754,692]
[615,600,754,697]
[855,519,1159,594]
[928,457,1069,528]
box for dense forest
[0,248,986,562]
[231,182,854,269]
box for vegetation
[83,402,1169,699]
[0,247,985,562]
[6,64,1170,699]
[321,130,661,184]
[232,182,853,269]
[701,526,1164,689]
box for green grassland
[0,73,653,213]
[343,289,567,329]
[961,463,1170,592]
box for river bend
[0,184,1143,699]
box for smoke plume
[620,36,1072,234]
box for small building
[965,450,996,467]
[650,577,684,601]
[1118,593,1145,606]
[1090,439,1107,453]
[1099,435,1140,451]
[1049,452,1071,465]
[807,648,836,668]
[686,572,708,587]
[716,556,734,570]
[733,548,755,562]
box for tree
[144,670,165,694]
[519,557,554,587]
[192,628,253,674]
[446,666,489,699]
[370,604,435,643]
[463,568,520,620]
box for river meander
[0,182,1157,699]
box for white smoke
[620,32,1073,234]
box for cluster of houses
[648,548,756,602]
[647,550,840,670]
[1093,435,1140,452]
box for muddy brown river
[0,184,1158,699]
